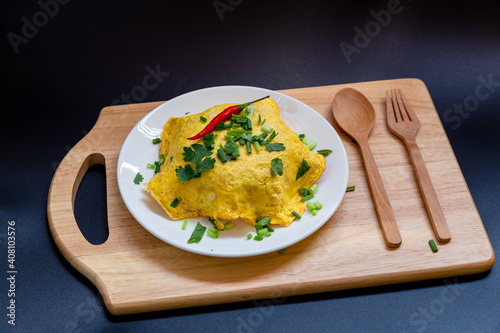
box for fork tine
[395,89,414,121]
[386,90,397,124]
[392,89,407,122]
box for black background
[1,1,499,332]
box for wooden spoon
[332,88,402,248]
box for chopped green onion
[159,154,165,165]
[231,116,248,123]
[133,172,144,185]
[301,136,309,144]
[261,125,273,133]
[224,222,235,230]
[246,140,252,154]
[217,148,228,163]
[170,197,180,208]
[292,211,301,219]
[247,234,252,239]
[208,217,217,227]
[317,149,332,157]
[257,228,269,236]
[254,141,261,152]
[246,118,253,130]
[187,222,206,243]
[246,105,255,118]
[200,116,207,122]
[311,209,318,216]
[215,122,232,131]
[182,219,188,230]
[147,163,155,169]
[207,227,219,239]
[278,247,289,255]
[309,184,318,194]
[154,161,161,174]
[302,194,314,202]
[298,133,306,140]
[429,239,438,253]
[307,201,323,212]
[254,235,263,241]
[306,140,317,150]
[227,129,248,136]
[260,217,271,225]
[152,138,161,144]
[346,185,356,192]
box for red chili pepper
[187,96,269,140]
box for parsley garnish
[133,172,144,185]
[266,143,285,152]
[296,159,311,180]
[175,144,215,181]
[271,158,283,176]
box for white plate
[117,86,349,257]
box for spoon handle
[357,137,402,248]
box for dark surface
[1,1,499,332]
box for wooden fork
[386,89,451,243]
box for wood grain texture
[47,79,495,315]
[386,89,451,243]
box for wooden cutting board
[47,79,494,315]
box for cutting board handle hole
[73,154,109,245]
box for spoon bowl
[332,88,376,142]
[332,88,402,248]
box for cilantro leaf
[266,143,286,152]
[271,158,283,176]
[133,172,144,185]
[223,139,240,159]
[203,133,217,150]
[197,156,216,173]
[296,159,311,180]
[175,144,215,181]
[176,164,197,181]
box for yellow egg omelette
[145,97,326,227]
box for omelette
[145,97,326,227]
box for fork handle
[404,138,451,243]
[357,137,402,248]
